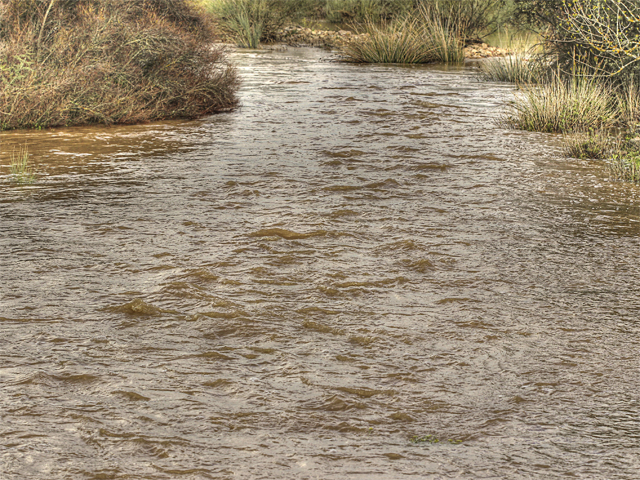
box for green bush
[0,0,238,130]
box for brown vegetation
[0,0,239,130]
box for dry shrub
[0,0,239,130]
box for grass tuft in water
[9,147,36,184]
[479,54,549,84]
[342,6,464,64]
[342,17,436,64]
[561,130,640,184]
[505,75,618,133]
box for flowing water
[2,47,640,479]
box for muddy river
[2,47,640,479]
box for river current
[2,47,640,479]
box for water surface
[2,47,640,479]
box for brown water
[2,47,640,479]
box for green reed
[9,147,35,184]
[505,74,618,133]
[342,5,464,64]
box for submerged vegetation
[0,0,239,131]
[8,147,35,184]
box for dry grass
[0,0,239,131]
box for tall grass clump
[421,5,465,63]
[342,6,464,64]
[9,147,36,184]
[617,78,640,129]
[207,0,297,47]
[431,0,507,41]
[326,0,413,24]
[0,0,238,131]
[342,17,436,64]
[505,75,618,133]
[480,54,548,83]
[479,31,548,83]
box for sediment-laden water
[2,47,640,479]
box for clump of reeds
[342,17,436,63]
[479,54,549,84]
[342,5,464,64]
[9,147,36,184]
[505,75,618,133]
[0,0,239,131]
[423,5,465,63]
[617,78,640,129]
[478,30,548,84]
[207,0,294,47]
